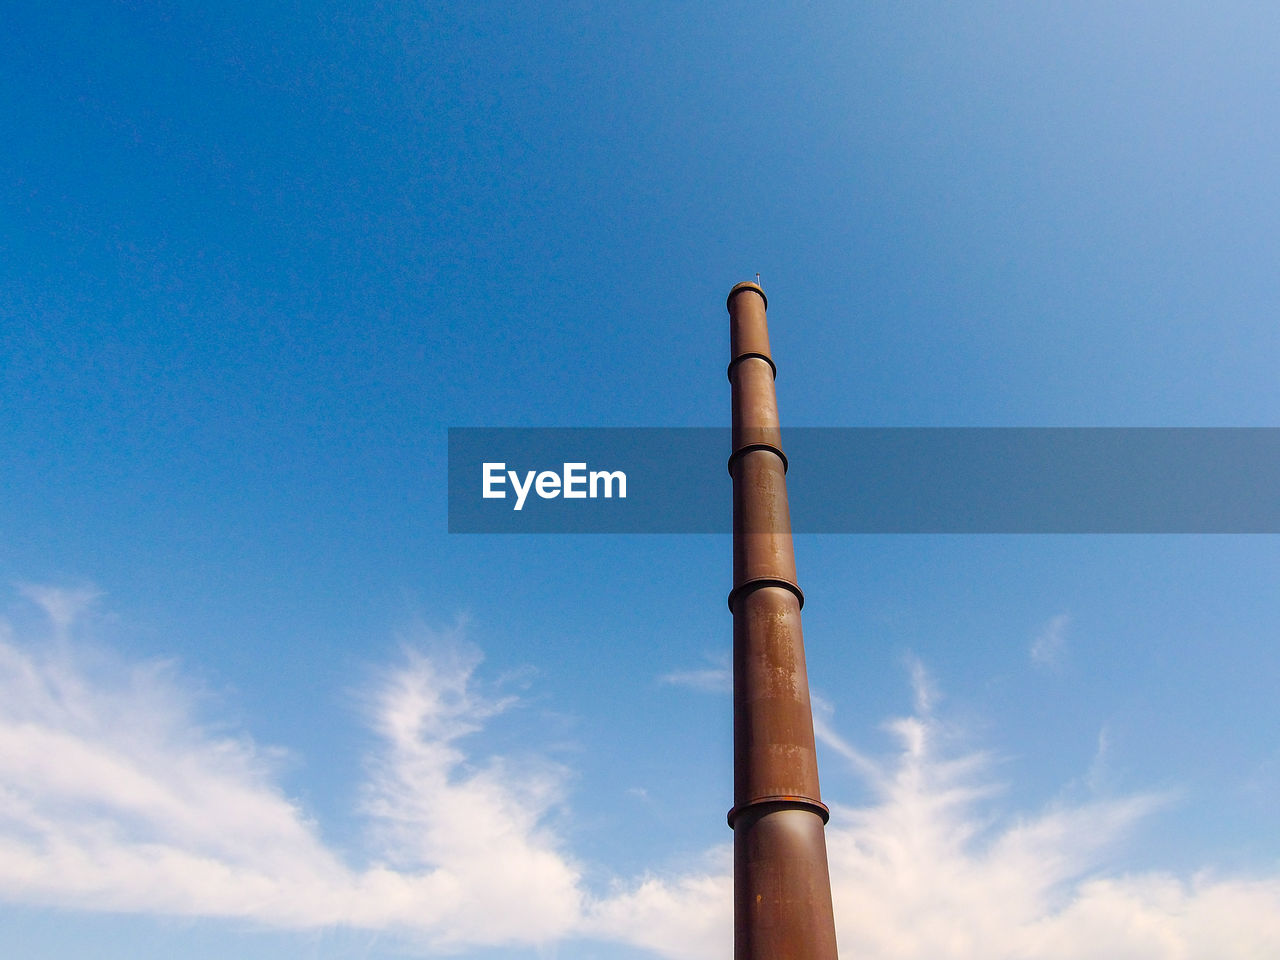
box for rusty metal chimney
[727,282,839,960]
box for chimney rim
[726,281,768,312]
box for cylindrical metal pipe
[727,282,838,960]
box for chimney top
[727,281,768,312]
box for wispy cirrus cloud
[1030,613,1071,670]
[659,667,731,694]
[822,665,1165,958]
[15,581,102,637]
[1,586,1278,959]
[815,663,1280,958]
[353,642,584,946]
[0,598,354,926]
[0,588,589,949]
[582,851,731,960]
[659,653,731,694]
[671,657,1280,959]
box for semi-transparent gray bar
[448,428,1279,533]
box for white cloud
[823,672,1166,959]
[1030,613,1071,669]
[0,591,583,947]
[812,693,881,782]
[660,654,731,694]
[0,602,353,925]
[815,665,1280,959]
[1085,725,1113,794]
[15,582,102,636]
[584,852,731,960]
[1,587,1278,959]
[659,668,731,694]
[354,644,584,947]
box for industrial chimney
[726,282,839,959]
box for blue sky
[2,3,1278,958]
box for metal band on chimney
[726,442,788,475]
[727,577,805,611]
[727,353,777,380]
[726,795,831,828]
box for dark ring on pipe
[727,442,788,475]
[727,577,805,611]
[726,794,830,828]
[726,281,768,312]
[726,352,777,380]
